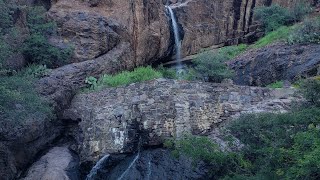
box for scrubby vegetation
[0,3,73,71]
[0,2,57,123]
[165,79,320,179]
[288,17,320,44]
[0,74,53,123]
[254,2,311,32]
[22,6,73,68]
[192,52,234,83]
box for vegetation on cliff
[165,79,320,179]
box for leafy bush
[22,6,73,67]
[23,34,73,68]
[266,81,284,88]
[288,17,320,44]
[254,2,311,32]
[254,4,292,32]
[299,79,320,107]
[228,108,320,179]
[164,135,250,179]
[193,52,234,83]
[20,64,50,78]
[0,75,53,122]
[252,26,292,48]
[26,6,56,35]
[290,1,312,22]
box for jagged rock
[228,43,320,86]
[23,146,79,180]
[63,79,298,164]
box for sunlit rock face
[63,79,297,163]
[48,0,298,67]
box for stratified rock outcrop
[228,43,320,86]
[63,79,297,163]
[48,0,299,66]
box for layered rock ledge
[63,79,297,163]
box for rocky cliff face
[63,79,296,164]
[228,43,320,86]
[48,0,298,68]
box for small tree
[193,52,234,83]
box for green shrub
[290,1,312,22]
[266,81,284,88]
[164,135,251,179]
[299,79,320,107]
[157,65,197,81]
[0,75,53,122]
[20,64,50,78]
[254,4,292,32]
[254,2,310,33]
[288,17,320,44]
[193,52,234,83]
[22,6,73,67]
[0,37,12,67]
[228,108,320,179]
[252,26,292,48]
[23,34,73,68]
[26,6,56,35]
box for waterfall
[146,153,152,180]
[117,137,142,180]
[86,154,110,180]
[166,5,183,75]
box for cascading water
[86,154,110,180]
[146,153,152,180]
[117,137,142,180]
[166,5,183,76]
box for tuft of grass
[266,81,284,89]
[252,26,292,48]
[218,44,248,59]
[84,66,163,91]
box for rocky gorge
[0,0,320,180]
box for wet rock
[93,149,207,180]
[228,43,320,86]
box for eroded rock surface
[63,79,297,163]
[228,43,320,86]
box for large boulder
[228,43,320,86]
[23,146,79,180]
[0,116,61,180]
[63,79,297,163]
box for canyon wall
[48,0,299,68]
